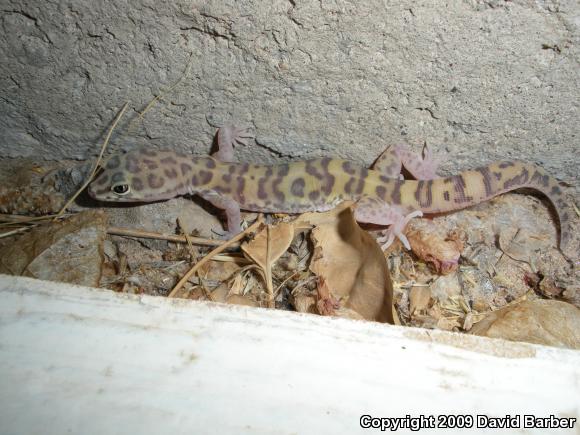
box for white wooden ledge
[0,275,578,434]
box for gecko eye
[112,184,130,195]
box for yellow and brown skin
[88,128,573,254]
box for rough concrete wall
[1,0,578,183]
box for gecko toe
[379,230,396,251]
[396,232,412,250]
[232,127,254,145]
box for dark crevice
[2,9,53,43]
[9,76,22,89]
[416,107,439,120]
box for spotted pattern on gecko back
[89,149,574,253]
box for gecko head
[88,149,184,202]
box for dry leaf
[226,294,259,307]
[241,222,295,307]
[293,294,317,314]
[409,286,431,315]
[470,299,580,349]
[199,260,242,282]
[463,312,474,331]
[210,282,230,303]
[228,271,246,295]
[333,306,367,320]
[316,276,340,316]
[300,204,393,323]
[241,222,294,269]
[436,317,461,331]
[294,201,355,228]
[406,220,463,275]
[427,304,443,321]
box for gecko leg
[212,126,253,163]
[394,143,440,180]
[198,191,242,237]
[354,196,423,250]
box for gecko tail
[489,161,573,254]
[419,161,573,254]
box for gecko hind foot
[394,143,440,180]
[376,210,423,250]
[220,125,253,147]
[354,196,423,250]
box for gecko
[88,126,573,255]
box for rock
[0,1,576,186]
[0,210,107,287]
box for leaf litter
[0,101,578,348]
[2,187,579,348]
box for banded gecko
[88,126,573,254]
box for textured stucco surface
[0,0,578,183]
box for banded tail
[405,161,573,253]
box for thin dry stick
[289,276,318,296]
[168,218,263,298]
[265,224,274,308]
[107,226,239,247]
[56,102,129,218]
[133,52,194,123]
[0,227,34,239]
[274,270,300,298]
[211,254,251,264]
[0,213,71,223]
[177,217,198,258]
[0,214,73,231]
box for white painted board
[0,275,578,434]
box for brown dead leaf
[228,270,246,295]
[293,294,317,314]
[406,220,463,275]
[333,306,367,320]
[299,204,393,323]
[409,286,432,315]
[497,223,555,267]
[463,312,475,331]
[199,259,243,282]
[427,303,443,321]
[316,276,340,316]
[242,222,295,307]
[562,285,580,307]
[210,282,229,303]
[436,316,461,331]
[241,222,294,269]
[226,294,260,307]
[470,299,580,349]
[294,201,355,228]
[538,277,564,298]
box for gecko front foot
[213,126,254,162]
[199,191,242,239]
[211,227,234,240]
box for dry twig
[264,225,274,308]
[132,52,194,124]
[168,217,263,298]
[56,102,129,217]
[107,226,239,248]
